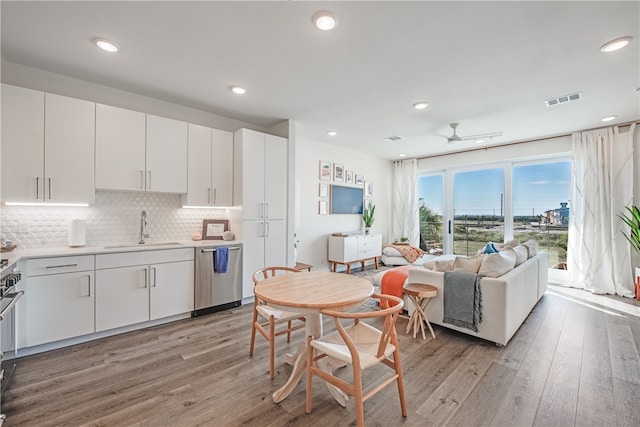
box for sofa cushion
[453,255,484,273]
[433,258,456,272]
[424,254,457,270]
[522,239,539,258]
[512,245,528,266]
[478,249,516,278]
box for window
[418,157,571,269]
[512,161,570,268]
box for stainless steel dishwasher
[193,243,243,316]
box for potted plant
[619,205,640,299]
[362,204,375,235]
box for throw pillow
[512,245,528,266]
[424,254,457,270]
[522,239,539,258]
[453,255,484,273]
[481,242,499,254]
[504,239,519,248]
[478,249,517,278]
[433,259,455,272]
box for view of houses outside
[418,160,571,268]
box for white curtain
[567,124,636,296]
[392,159,419,245]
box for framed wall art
[319,160,331,180]
[319,200,328,215]
[333,163,344,182]
[345,170,354,184]
[355,174,364,185]
[364,181,373,197]
[202,219,229,240]
[319,183,328,197]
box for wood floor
[3,284,640,426]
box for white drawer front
[96,247,194,269]
[26,255,95,276]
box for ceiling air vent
[544,92,582,107]
[383,135,403,142]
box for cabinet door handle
[152,267,157,287]
[143,267,148,288]
[86,275,91,297]
[265,222,270,237]
[46,263,78,269]
[35,177,40,200]
[265,203,269,218]
[260,222,265,238]
[213,188,217,205]
[207,188,211,204]
[139,170,144,189]
[48,177,52,199]
[259,203,264,218]
[147,171,152,190]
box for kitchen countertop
[1,240,242,275]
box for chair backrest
[320,294,404,360]
[252,266,300,286]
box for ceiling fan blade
[458,131,504,141]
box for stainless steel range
[0,260,24,425]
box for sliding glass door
[418,173,444,255]
[453,168,505,256]
[512,160,570,268]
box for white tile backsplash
[1,191,228,249]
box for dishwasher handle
[201,247,241,253]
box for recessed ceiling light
[327,131,337,136]
[229,85,246,95]
[312,11,338,31]
[95,38,119,53]
[601,115,617,122]
[600,36,632,53]
[475,139,485,144]
[398,153,406,157]
[413,102,429,110]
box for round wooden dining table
[254,271,373,405]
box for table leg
[271,313,349,406]
[421,297,436,339]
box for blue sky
[418,161,570,217]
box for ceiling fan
[445,122,503,143]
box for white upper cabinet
[1,84,95,204]
[182,124,233,206]
[234,128,287,220]
[146,114,188,193]
[210,128,234,206]
[95,104,146,191]
[1,84,45,202]
[95,107,188,194]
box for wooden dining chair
[250,266,306,380]
[305,293,407,427]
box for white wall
[294,136,392,271]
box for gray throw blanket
[443,271,483,332]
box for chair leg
[305,336,314,414]
[249,306,259,356]
[286,320,292,342]
[393,348,408,417]
[269,316,276,380]
[353,365,365,427]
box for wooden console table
[328,233,382,274]
[330,257,379,274]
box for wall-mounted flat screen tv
[331,185,363,214]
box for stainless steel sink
[104,242,183,249]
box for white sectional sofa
[406,252,548,346]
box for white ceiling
[2,1,639,160]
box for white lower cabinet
[21,256,96,348]
[95,249,194,332]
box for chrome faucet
[139,210,149,244]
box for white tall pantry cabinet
[234,129,288,298]
[1,84,95,204]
